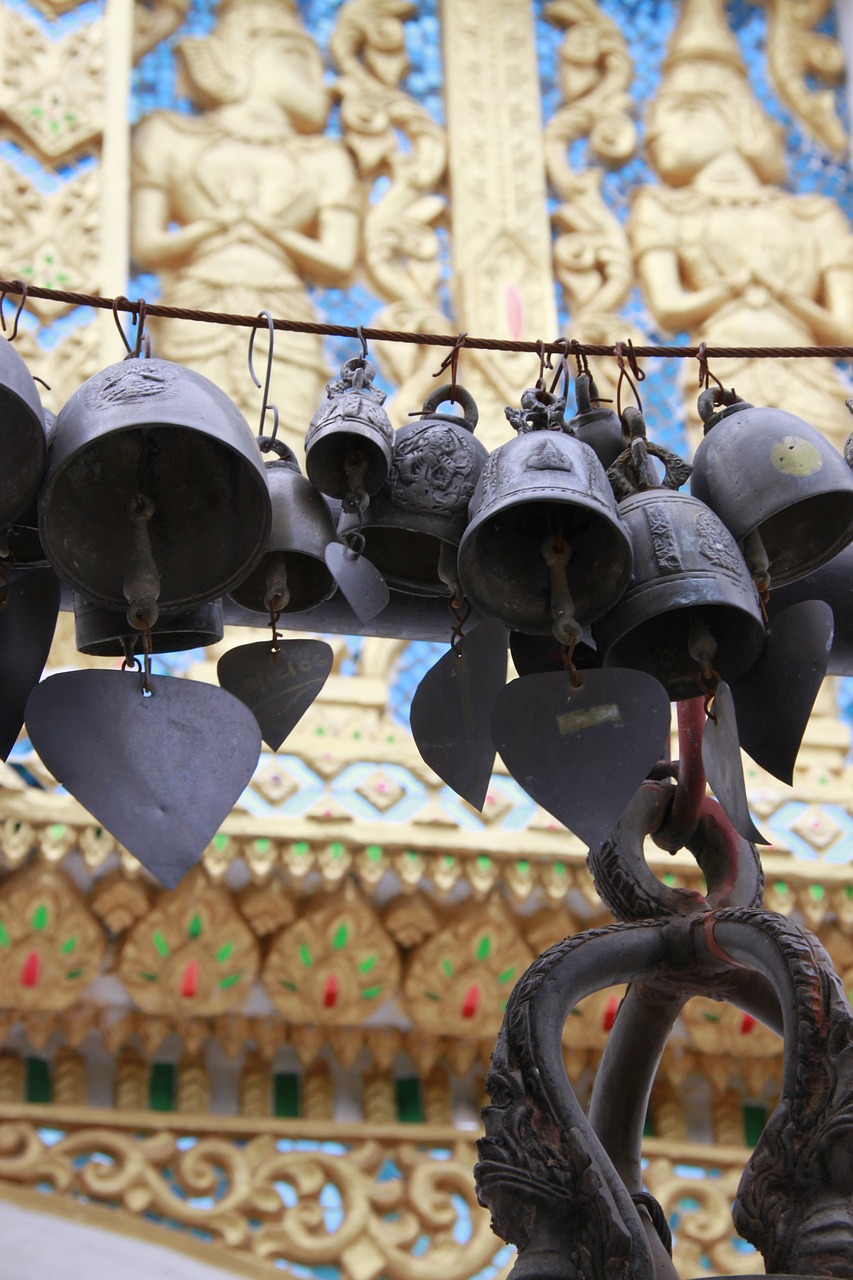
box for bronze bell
[767,542,853,676]
[457,387,633,639]
[690,389,853,589]
[0,335,46,534]
[360,384,488,596]
[594,407,765,700]
[39,358,271,625]
[74,595,224,658]
[229,445,337,615]
[305,357,394,499]
[566,371,625,469]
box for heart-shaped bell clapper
[491,667,671,848]
[325,486,388,624]
[410,616,507,810]
[218,633,333,752]
[0,566,60,760]
[731,600,833,785]
[701,680,768,844]
[25,667,262,888]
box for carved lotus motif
[119,868,259,1015]
[0,865,104,1010]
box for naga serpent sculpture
[475,709,853,1280]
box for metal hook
[133,298,148,358]
[615,341,644,421]
[535,338,552,391]
[112,296,136,355]
[2,281,29,343]
[432,332,467,399]
[570,337,589,378]
[248,310,280,443]
[356,324,369,362]
[548,337,572,400]
[696,341,724,392]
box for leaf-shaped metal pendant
[325,542,389,623]
[702,681,768,844]
[217,638,333,751]
[0,567,60,760]
[25,670,262,888]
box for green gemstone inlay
[65,968,83,980]
[476,855,492,872]
[774,881,789,895]
[299,943,313,967]
[424,991,441,1001]
[293,841,310,856]
[255,838,271,854]
[358,954,377,974]
[366,845,382,863]
[48,824,65,841]
[332,922,349,950]
[476,934,491,961]
[810,884,825,901]
[552,862,567,876]
[140,971,158,982]
[216,942,233,963]
[0,922,10,948]
[153,931,170,957]
[361,985,382,1000]
[32,904,47,931]
[329,842,344,860]
[281,980,298,992]
[702,1012,720,1023]
[662,873,677,886]
[60,936,76,955]
[442,854,455,868]
[219,973,241,989]
[498,966,516,984]
[516,860,530,874]
[213,833,229,852]
[441,956,454,978]
[188,913,202,939]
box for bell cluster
[3,334,853,883]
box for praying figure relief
[628,0,853,450]
[131,0,361,449]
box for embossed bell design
[0,335,47,539]
[39,357,271,628]
[458,386,633,643]
[305,356,394,500]
[74,595,224,658]
[566,370,625,470]
[594,407,765,700]
[690,388,853,589]
[229,443,337,615]
[360,384,488,596]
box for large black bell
[74,595,224,657]
[39,358,271,619]
[0,336,47,532]
[229,448,337,615]
[458,388,633,636]
[766,542,853,676]
[304,357,394,499]
[593,488,766,700]
[360,384,488,596]
[691,390,853,588]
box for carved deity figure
[628,0,853,450]
[131,0,360,446]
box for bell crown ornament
[304,356,394,499]
[457,386,633,640]
[229,441,337,615]
[690,387,853,589]
[566,371,625,470]
[39,356,271,622]
[360,383,488,596]
[594,405,765,700]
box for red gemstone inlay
[181,959,199,999]
[461,982,480,1020]
[323,973,339,1009]
[740,1013,756,1035]
[602,995,619,1032]
[21,950,40,988]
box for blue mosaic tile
[2,0,103,36]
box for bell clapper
[741,526,771,594]
[263,551,291,614]
[541,533,583,653]
[123,494,161,631]
[688,611,720,718]
[438,540,463,600]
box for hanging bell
[0,335,47,534]
[594,407,765,700]
[39,358,271,625]
[4,409,54,567]
[457,386,633,641]
[360,384,488,596]
[229,444,337,615]
[566,371,625,469]
[766,542,853,676]
[74,595,224,658]
[690,388,853,589]
[304,356,394,500]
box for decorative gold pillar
[302,1059,334,1121]
[362,1065,396,1124]
[176,1053,210,1115]
[52,1046,86,1107]
[114,1045,147,1110]
[0,1054,23,1104]
[239,1050,271,1118]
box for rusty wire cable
[2,277,853,361]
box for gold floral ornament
[119,868,259,1015]
[0,865,104,1011]
[262,883,400,1024]
[402,894,534,1037]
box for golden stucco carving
[131,0,361,453]
[758,0,848,155]
[118,867,260,1015]
[132,0,190,63]
[629,0,853,448]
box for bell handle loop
[248,310,280,443]
[112,295,137,355]
[697,384,745,432]
[421,382,479,431]
[614,340,644,421]
[431,331,468,398]
[574,368,594,416]
[534,338,552,391]
[258,436,294,462]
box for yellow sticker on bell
[557,704,622,735]
[770,436,823,476]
